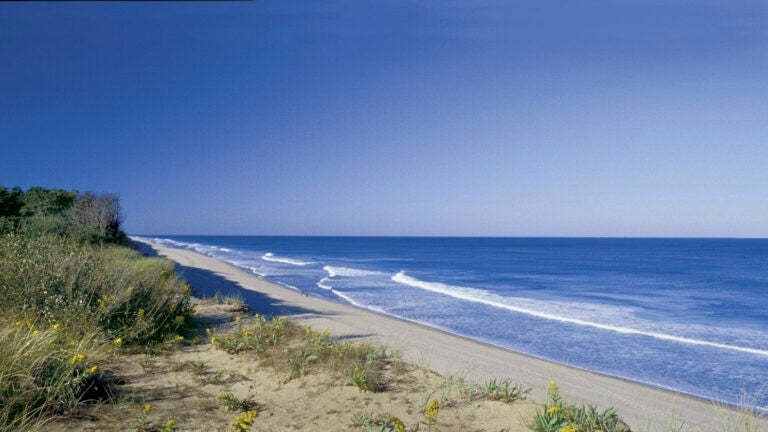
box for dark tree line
[0,186,125,244]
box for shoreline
[134,238,766,431]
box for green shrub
[477,378,530,403]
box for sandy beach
[136,239,765,431]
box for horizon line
[130,233,768,240]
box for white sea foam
[392,271,768,357]
[323,265,382,278]
[246,266,266,277]
[151,237,188,247]
[329,289,388,315]
[230,263,267,277]
[275,281,301,292]
[261,252,315,266]
[316,277,333,290]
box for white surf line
[392,271,768,357]
[329,288,388,315]
[262,252,315,266]
[316,277,333,290]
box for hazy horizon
[3,1,766,238]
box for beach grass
[0,230,193,431]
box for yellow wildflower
[137,309,145,317]
[561,425,579,432]
[229,410,258,431]
[235,316,241,322]
[174,315,185,325]
[547,406,562,416]
[14,320,22,326]
[217,393,228,400]
[31,330,39,336]
[69,352,86,366]
[425,399,439,422]
[211,337,217,345]
[51,323,60,331]
[114,337,123,346]
[322,329,330,338]
[388,416,406,432]
[164,419,176,429]
[174,335,184,342]
[143,404,152,413]
[87,365,99,375]
[305,326,312,336]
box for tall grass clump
[0,320,106,431]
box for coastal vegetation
[0,186,193,431]
[1,186,760,431]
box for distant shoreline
[134,238,766,431]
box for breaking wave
[261,252,315,266]
[391,271,768,357]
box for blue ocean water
[137,235,768,409]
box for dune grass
[206,316,391,392]
[0,233,193,431]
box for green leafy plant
[533,380,630,432]
[198,367,228,385]
[348,412,408,432]
[287,350,319,379]
[477,378,530,403]
[216,393,258,412]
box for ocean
[136,235,768,410]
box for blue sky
[1,1,766,237]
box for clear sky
[1,1,766,237]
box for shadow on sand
[174,262,319,318]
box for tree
[68,192,123,242]
[20,187,77,216]
[0,186,23,217]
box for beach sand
[136,239,765,431]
